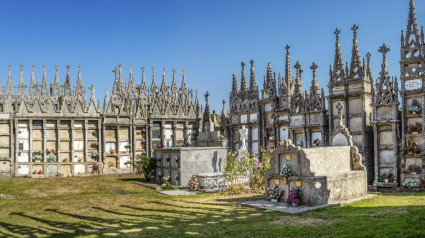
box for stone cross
[334,28,341,41]
[336,102,344,127]
[351,24,359,38]
[378,43,390,65]
[204,91,210,106]
[294,61,303,78]
[285,44,290,54]
[310,62,318,79]
[89,85,96,98]
[222,99,225,109]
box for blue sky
[0,0,422,111]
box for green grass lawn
[0,175,424,237]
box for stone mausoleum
[0,64,202,178]
[221,0,425,188]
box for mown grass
[0,175,424,237]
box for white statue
[238,125,248,158]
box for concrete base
[239,194,376,214]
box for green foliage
[224,147,272,191]
[136,154,156,182]
[161,184,179,190]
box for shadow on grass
[2,195,425,237]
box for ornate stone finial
[351,24,359,39]
[240,61,247,91]
[142,66,145,72]
[19,64,23,71]
[130,65,133,73]
[32,64,35,71]
[172,68,176,74]
[204,91,210,106]
[334,28,341,41]
[250,59,254,68]
[378,43,390,64]
[162,68,166,75]
[294,61,303,77]
[222,99,225,108]
[66,65,70,71]
[285,44,290,53]
[182,68,186,75]
[336,102,344,127]
[310,62,318,79]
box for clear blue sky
[0,0,422,111]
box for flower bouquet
[313,138,321,146]
[296,140,303,147]
[287,187,301,206]
[267,186,283,202]
[280,164,291,184]
[408,122,422,134]
[408,99,421,114]
[402,178,420,188]
[187,176,199,191]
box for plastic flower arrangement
[280,164,291,177]
[407,164,422,174]
[408,122,422,134]
[266,186,283,200]
[287,187,301,205]
[187,175,199,191]
[296,140,303,147]
[402,178,420,188]
[46,153,57,162]
[313,138,321,146]
[407,99,421,114]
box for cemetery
[1,0,425,237]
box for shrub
[136,154,156,182]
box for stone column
[70,119,74,174]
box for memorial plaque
[405,79,422,90]
[46,165,58,174]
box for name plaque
[405,79,422,90]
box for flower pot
[421,184,425,189]
[271,199,278,203]
[384,179,389,183]
[292,203,299,207]
[283,176,288,185]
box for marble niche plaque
[405,79,422,91]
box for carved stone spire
[404,0,421,49]
[285,44,293,89]
[89,84,96,103]
[264,62,277,97]
[6,64,13,96]
[118,64,124,93]
[140,66,147,94]
[18,65,26,96]
[375,43,397,105]
[75,66,85,101]
[180,68,187,92]
[310,62,320,94]
[249,59,257,90]
[103,88,109,112]
[30,64,36,95]
[41,65,48,95]
[195,89,200,117]
[171,68,177,95]
[53,65,60,96]
[127,65,135,97]
[151,67,157,91]
[231,73,238,94]
[350,24,362,80]
[202,91,212,131]
[332,28,345,82]
[64,65,72,96]
[112,67,118,95]
[294,61,303,94]
[160,68,169,93]
[220,99,227,127]
[240,62,248,91]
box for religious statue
[238,125,248,158]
